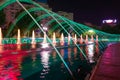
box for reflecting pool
[0,42,100,80]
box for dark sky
[36,0,47,3]
[49,0,120,25]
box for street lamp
[88,30,94,33]
[43,27,48,31]
[41,24,48,32]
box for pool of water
[0,42,100,80]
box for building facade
[57,11,73,20]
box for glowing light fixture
[103,19,117,24]
[88,30,94,33]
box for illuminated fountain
[91,35,94,42]
[17,29,21,44]
[74,34,77,44]
[0,28,2,45]
[68,34,71,45]
[96,35,98,44]
[31,30,36,44]
[0,1,118,80]
[41,32,50,49]
[31,30,36,49]
[85,35,88,44]
[43,32,47,44]
[80,35,83,44]
[60,33,64,45]
[52,32,56,46]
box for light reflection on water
[40,51,50,78]
[0,42,100,80]
[87,42,95,63]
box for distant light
[102,19,117,24]
[43,27,48,31]
[88,30,94,33]
[106,19,113,23]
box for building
[3,1,51,28]
[57,11,73,20]
[3,2,34,28]
[3,0,73,32]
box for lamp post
[41,24,48,33]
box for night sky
[36,0,47,3]
[49,0,120,25]
[36,0,120,25]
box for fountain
[0,0,109,77]
[43,32,47,44]
[74,34,77,44]
[80,35,83,44]
[31,30,36,44]
[68,34,71,45]
[17,29,21,44]
[85,35,88,44]
[52,32,56,46]
[96,35,98,44]
[41,32,50,49]
[60,33,64,45]
[91,35,94,42]
[0,28,2,45]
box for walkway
[90,43,120,80]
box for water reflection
[31,44,36,49]
[74,47,77,59]
[52,50,57,62]
[60,49,64,57]
[0,41,100,80]
[87,42,95,63]
[0,45,3,53]
[40,50,51,78]
[0,53,25,80]
[17,44,21,50]
[68,48,72,65]
[79,47,84,60]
